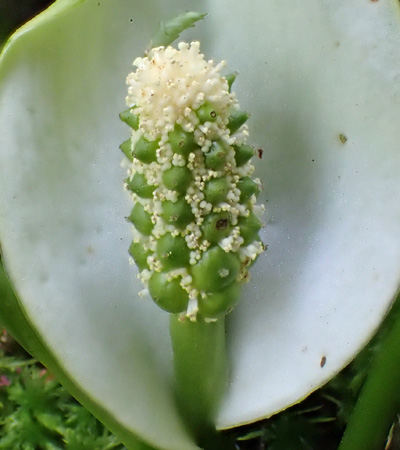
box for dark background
[0,0,54,43]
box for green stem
[338,292,400,450]
[169,314,234,450]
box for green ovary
[156,233,191,270]
[148,273,189,313]
[129,241,151,271]
[127,203,154,236]
[133,135,159,163]
[238,212,263,245]
[191,247,241,293]
[198,282,242,319]
[204,178,230,205]
[201,212,232,245]
[204,141,228,170]
[126,173,155,198]
[119,107,139,130]
[237,176,261,204]
[196,102,218,124]
[234,143,254,167]
[122,41,264,321]
[227,110,250,134]
[162,166,193,193]
[168,125,197,157]
[161,198,194,229]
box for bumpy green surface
[121,42,264,320]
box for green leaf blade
[147,12,206,51]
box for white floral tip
[126,42,231,141]
[121,42,265,320]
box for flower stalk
[120,13,264,446]
[338,292,400,450]
[169,314,231,448]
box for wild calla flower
[0,1,400,450]
[122,39,263,320]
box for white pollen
[218,268,230,278]
[126,42,235,141]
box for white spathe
[0,1,399,449]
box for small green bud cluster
[121,42,264,321]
